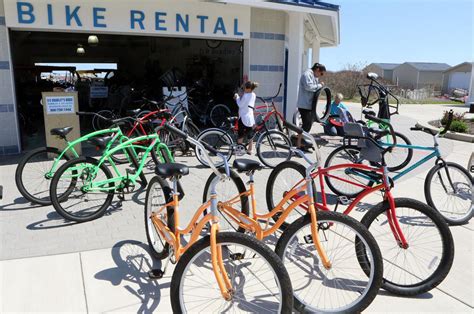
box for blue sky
[320,0,473,71]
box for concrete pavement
[0,104,473,312]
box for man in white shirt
[234,81,259,155]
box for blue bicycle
[325,110,474,225]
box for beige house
[393,62,451,90]
[365,63,399,82]
[442,62,473,94]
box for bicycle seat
[127,109,141,116]
[362,109,376,117]
[155,163,189,178]
[88,135,114,149]
[50,126,73,138]
[233,159,263,173]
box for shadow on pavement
[95,240,169,313]
[0,196,44,211]
[26,211,76,229]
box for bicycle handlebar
[163,123,229,179]
[440,110,454,135]
[410,110,454,137]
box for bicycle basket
[358,85,369,107]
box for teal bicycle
[325,110,473,225]
[15,112,163,206]
[49,130,173,222]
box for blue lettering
[155,12,167,31]
[130,10,145,30]
[93,7,106,28]
[234,18,243,36]
[17,2,35,24]
[47,4,53,25]
[176,14,189,32]
[65,5,82,27]
[213,17,226,35]
[196,15,208,33]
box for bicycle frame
[45,127,125,177]
[150,169,235,299]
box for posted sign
[46,96,75,114]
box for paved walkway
[0,104,472,312]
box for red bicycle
[265,117,454,297]
[195,85,293,168]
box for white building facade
[0,0,340,155]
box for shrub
[441,110,465,125]
[449,120,468,133]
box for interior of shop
[10,30,243,150]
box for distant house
[442,62,473,94]
[393,62,451,90]
[365,63,399,81]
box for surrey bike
[15,112,149,206]
[196,121,384,313]
[325,110,473,225]
[266,115,455,296]
[144,124,293,313]
[196,84,293,168]
[49,126,173,222]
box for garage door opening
[10,31,243,151]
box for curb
[416,121,474,143]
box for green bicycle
[15,112,148,206]
[49,131,173,222]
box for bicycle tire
[256,130,292,168]
[266,161,316,230]
[312,86,332,123]
[424,162,473,225]
[50,157,115,222]
[275,211,383,313]
[15,147,72,206]
[359,198,454,296]
[170,232,293,313]
[93,110,116,131]
[209,104,231,128]
[324,145,374,198]
[374,131,413,172]
[145,176,175,259]
[202,168,250,232]
[195,128,233,167]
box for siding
[393,64,419,89]
[418,71,444,90]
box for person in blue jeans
[323,93,353,136]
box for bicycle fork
[306,177,332,269]
[209,191,233,300]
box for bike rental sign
[3,0,251,40]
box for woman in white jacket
[234,81,259,155]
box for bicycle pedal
[337,196,351,206]
[126,168,137,175]
[148,269,164,279]
[303,234,313,244]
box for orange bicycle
[199,123,384,313]
[144,125,293,313]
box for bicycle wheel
[170,232,293,313]
[425,162,473,225]
[266,161,313,230]
[15,147,71,205]
[93,110,116,131]
[50,157,115,222]
[145,176,174,259]
[292,110,303,128]
[209,104,231,127]
[313,86,332,123]
[275,211,383,313]
[256,130,292,168]
[359,198,454,296]
[195,128,233,167]
[375,131,413,172]
[202,168,249,232]
[324,145,374,198]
